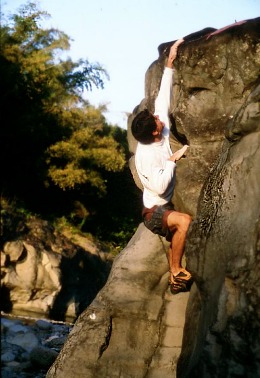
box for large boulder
[47,224,189,378]
[47,17,260,377]
[1,213,111,320]
[177,20,260,376]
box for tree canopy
[0,2,141,247]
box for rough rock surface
[176,20,260,377]
[1,210,112,321]
[32,17,260,377]
[1,315,72,378]
[47,224,189,378]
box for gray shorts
[142,203,175,242]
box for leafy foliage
[47,115,125,193]
[0,2,142,249]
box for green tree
[0,2,141,247]
[47,107,126,195]
[0,2,123,198]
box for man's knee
[167,211,192,232]
[180,213,192,233]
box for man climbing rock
[131,38,192,294]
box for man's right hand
[169,145,189,162]
[166,38,185,67]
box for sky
[2,0,259,128]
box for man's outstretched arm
[166,38,184,68]
[154,38,184,136]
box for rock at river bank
[1,212,113,321]
[1,314,72,378]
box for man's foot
[168,268,191,284]
[170,278,189,294]
[169,268,193,295]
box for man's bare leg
[167,211,192,284]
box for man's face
[154,115,165,135]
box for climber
[131,38,192,294]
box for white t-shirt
[135,67,176,208]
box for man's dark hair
[131,109,157,144]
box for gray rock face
[47,18,260,377]
[177,21,260,376]
[47,224,189,378]
[1,215,111,320]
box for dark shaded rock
[30,346,59,368]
